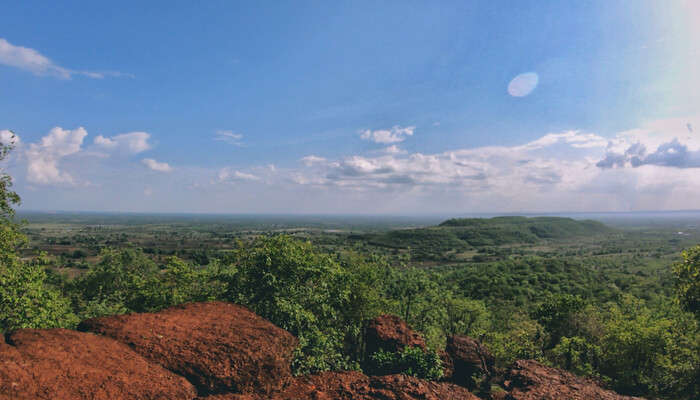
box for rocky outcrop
[201,371,480,400]
[501,360,644,400]
[78,301,297,396]
[0,328,196,400]
[0,304,645,400]
[364,314,426,357]
[445,335,495,390]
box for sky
[1,1,700,214]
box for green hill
[438,216,610,245]
[357,216,612,261]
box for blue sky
[1,1,699,214]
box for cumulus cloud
[284,124,700,211]
[294,130,607,192]
[94,132,151,154]
[596,117,700,169]
[141,158,173,172]
[26,127,87,184]
[0,38,129,79]
[360,126,415,144]
[215,130,243,146]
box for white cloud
[300,155,326,166]
[215,130,244,146]
[520,131,607,150]
[216,168,259,183]
[13,117,700,213]
[287,118,700,211]
[94,132,151,154]
[0,38,129,79]
[597,117,700,169]
[383,145,406,154]
[360,125,415,144]
[26,127,87,184]
[141,158,173,172]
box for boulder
[502,359,644,400]
[364,314,426,357]
[445,335,495,390]
[200,371,480,400]
[369,374,482,400]
[79,301,297,396]
[0,328,196,400]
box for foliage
[673,245,700,318]
[224,235,363,374]
[595,296,699,398]
[0,132,21,224]
[0,256,78,332]
[0,139,77,332]
[439,293,490,338]
[367,347,443,380]
[550,336,600,377]
[532,294,586,348]
[483,315,545,365]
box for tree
[532,293,586,349]
[0,136,77,332]
[673,245,700,319]
[439,292,490,338]
[228,235,352,374]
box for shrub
[366,346,443,380]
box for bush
[366,346,443,380]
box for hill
[355,216,612,261]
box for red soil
[0,328,196,400]
[78,301,297,396]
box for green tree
[70,248,163,316]
[484,315,545,365]
[386,267,444,347]
[597,295,699,398]
[0,136,77,332]
[532,293,586,349]
[439,292,491,338]
[550,336,600,377]
[673,245,700,318]
[227,235,351,374]
[336,251,390,362]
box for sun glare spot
[508,72,539,97]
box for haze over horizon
[2,1,700,214]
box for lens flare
[508,72,539,97]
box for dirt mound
[201,371,480,400]
[0,328,196,400]
[364,314,426,357]
[445,335,495,390]
[79,301,297,396]
[502,359,644,400]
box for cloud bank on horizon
[5,116,700,213]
